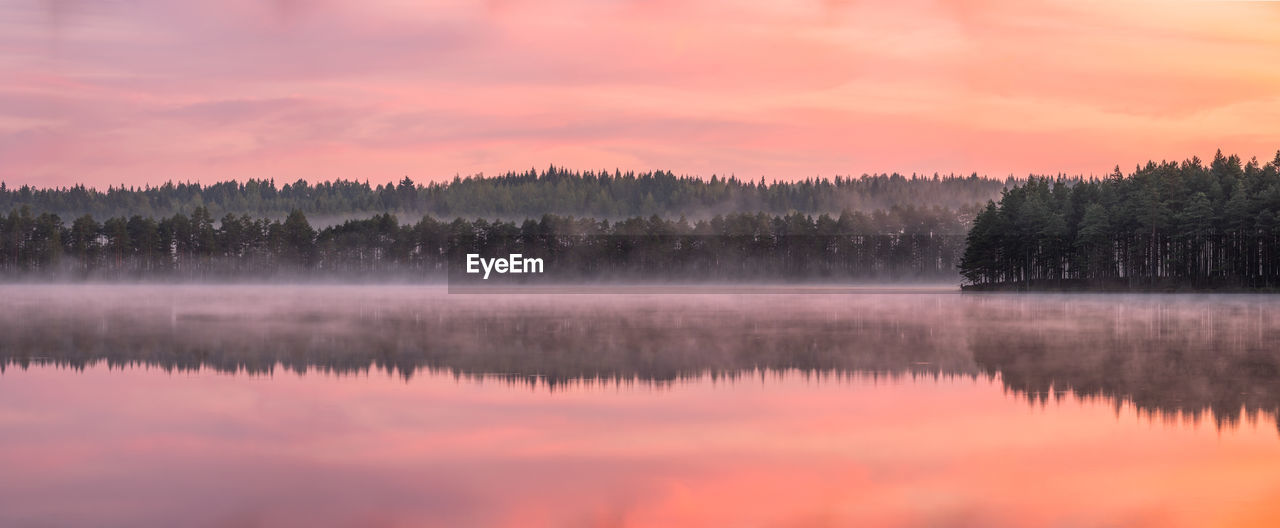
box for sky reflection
[3,365,1280,527]
[2,286,1280,526]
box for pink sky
[2,0,1280,187]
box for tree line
[0,167,1007,219]
[959,150,1280,290]
[0,205,967,280]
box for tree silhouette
[960,150,1280,290]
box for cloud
[2,0,1280,186]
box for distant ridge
[0,167,1010,219]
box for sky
[2,0,1280,188]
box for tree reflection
[1,290,1278,433]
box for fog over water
[3,285,1278,431]
[2,285,1280,527]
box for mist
[4,284,1278,432]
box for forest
[0,205,966,281]
[959,150,1280,290]
[9,150,1279,286]
[0,167,1007,219]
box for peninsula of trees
[959,151,1280,290]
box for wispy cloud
[2,0,1279,186]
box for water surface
[2,285,1279,527]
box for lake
[2,285,1279,527]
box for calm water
[2,285,1280,527]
